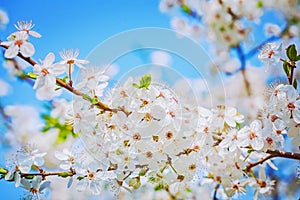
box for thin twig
[213,184,220,200]
[246,149,300,172]
[0,41,116,113]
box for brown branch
[246,149,300,172]
[213,184,220,200]
[21,170,75,179]
[0,41,116,113]
[280,58,296,85]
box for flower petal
[4,45,19,59]
[20,42,35,57]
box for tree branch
[0,41,116,113]
[246,149,300,172]
[21,170,75,179]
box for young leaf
[293,79,297,90]
[0,167,7,174]
[92,97,99,105]
[286,44,297,61]
[283,62,290,76]
[82,94,93,102]
[58,172,70,178]
[139,74,151,89]
[132,74,152,89]
[27,72,37,79]
[295,55,300,62]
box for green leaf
[247,148,254,154]
[92,97,99,105]
[287,44,297,61]
[181,4,191,14]
[256,0,263,8]
[58,172,70,178]
[132,74,152,89]
[283,62,290,76]
[139,168,147,176]
[41,114,77,144]
[25,175,35,179]
[140,74,151,89]
[27,72,37,79]
[154,182,168,191]
[132,83,140,89]
[293,79,297,90]
[82,94,93,102]
[0,167,7,174]
[77,176,85,181]
[295,55,300,62]
[61,75,69,83]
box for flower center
[133,133,141,141]
[266,137,273,145]
[145,151,153,158]
[287,102,295,111]
[249,131,257,140]
[41,68,49,76]
[69,157,75,164]
[67,60,75,65]
[88,171,94,180]
[14,40,23,47]
[268,50,274,58]
[165,131,173,139]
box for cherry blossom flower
[239,120,264,151]
[264,23,281,37]
[14,20,41,38]
[282,85,300,123]
[33,53,65,89]
[55,148,79,170]
[258,43,281,69]
[59,48,89,69]
[76,162,116,195]
[17,145,47,171]
[219,129,241,152]
[20,176,50,196]
[76,66,109,97]
[2,31,35,58]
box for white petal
[60,163,71,170]
[14,173,21,187]
[34,156,45,166]
[67,177,73,188]
[29,31,42,38]
[50,63,66,76]
[55,151,69,160]
[252,138,264,151]
[293,101,300,123]
[90,181,101,195]
[39,181,51,192]
[20,42,35,57]
[98,75,109,82]
[225,117,236,127]
[77,180,88,192]
[44,53,55,67]
[251,120,262,132]
[4,45,19,58]
[292,110,300,124]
